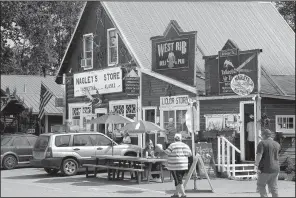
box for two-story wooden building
[55,1,295,172]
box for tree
[0,1,85,75]
[275,1,295,32]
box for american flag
[38,82,53,119]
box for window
[1,137,12,146]
[176,110,188,133]
[276,115,295,133]
[12,137,30,146]
[110,100,137,120]
[55,135,71,147]
[90,134,112,146]
[82,33,93,70]
[73,135,93,146]
[27,137,37,146]
[163,110,175,129]
[204,114,240,131]
[34,136,49,150]
[107,28,118,66]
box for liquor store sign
[160,95,189,108]
[74,67,122,97]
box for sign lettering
[74,67,122,97]
[160,95,189,108]
[156,39,189,70]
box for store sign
[217,47,259,95]
[218,48,239,94]
[74,67,122,97]
[160,95,189,108]
[231,74,254,96]
[155,38,189,70]
[125,77,140,96]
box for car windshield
[34,136,49,150]
[1,137,12,146]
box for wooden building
[55,1,295,175]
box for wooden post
[221,138,225,172]
[232,147,235,177]
[218,136,221,172]
[227,143,230,177]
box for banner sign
[125,77,140,96]
[160,95,189,108]
[155,38,189,70]
[74,67,122,97]
[218,49,258,95]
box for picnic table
[83,155,167,184]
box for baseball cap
[262,129,272,137]
[174,133,182,141]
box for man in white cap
[162,133,192,198]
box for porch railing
[217,135,241,177]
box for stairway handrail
[219,135,241,153]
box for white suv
[30,132,141,176]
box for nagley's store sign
[156,39,189,70]
[73,67,122,97]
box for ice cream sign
[155,38,189,70]
[74,67,122,97]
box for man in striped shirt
[162,133,192,198]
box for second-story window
[107,28,118,66]
[81,33,93,70]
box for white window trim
[142,106,157,124]
[107,28,119,66]
[160,106,190,129]
[109,99,138,119]
[82,33,94,70]
[68,103,93,130]
[275,115,295,134]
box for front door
[240,101,256,161]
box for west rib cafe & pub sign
[151,20,197,86]
[205,44,261,96]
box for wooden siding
[262,98,295,166]
[142,73,196,116]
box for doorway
[240,101,256,162]
[95,108,107,134]
[142,107,157,145]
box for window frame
[204,114,240,131]
[82,33,94,70]
[54,135,71,147]
[73,134,94,147]
[12,136,30,147]
[275,115,295,134]
[107,28,119,66]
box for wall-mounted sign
[231,74,254,96]
[160,95,189,108]
[155,38,189,70]
[125,77,140,96]
[74,67,122,97]
[218,48,239,94]
[151,20,197,86]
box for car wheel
[44,168,59,175]
[61,158,78,176]
[3,155,17,170]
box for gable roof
[1,75,63,115]
[57,1,295,98]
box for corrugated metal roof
[103,1,295,96]
[1,75,63,114]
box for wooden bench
[83,164,145,184]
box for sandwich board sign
[184,153,214,193]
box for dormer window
[107,28,118,66]
[81,33,93,70]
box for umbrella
[121,120,164,134]
[121,120,165,155]
[89,113,133,155]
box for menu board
[125,77,140,96]
[196,142,216,177]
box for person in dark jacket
[255,129,281,197]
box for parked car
[30,132,141,176]
[1,133,38,169]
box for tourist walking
[255,129,281,197]
[162,134,192,197]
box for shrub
[282,157,295,174]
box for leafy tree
[275,1,295,32]
[0,1,84,75]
